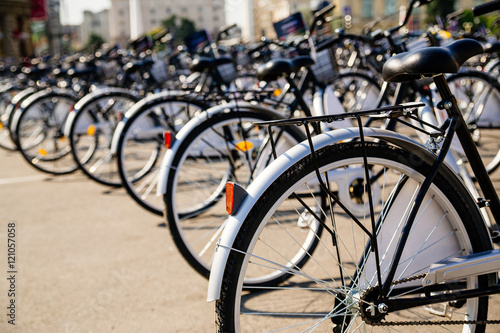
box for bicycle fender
[207,127,439,302]
[62,87,140,138]
[156,101,287,197]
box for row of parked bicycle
[3,0,500,330]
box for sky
[60,0,112,25]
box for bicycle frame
[207,75,500,309]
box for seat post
[434,74,500,233]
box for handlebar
[310,3,335,35]
[472,0,500,16]
[216,24,238,42]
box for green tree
[86,33,105,52]
[425,0,455,25]
[161,15,196,44]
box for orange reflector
[235,141,253,152]
[0,122,3,129]
[226,182,235,214]
[60,136,66,142]
[87,125,96,136]
[38,148,48,156]
[164,131,172,149]
[273,88,282,97]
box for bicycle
[158,5,383,279]
[209,1,500,331]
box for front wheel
[216,141,491,332]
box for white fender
[207,127,444,302]
[156,101,288,197]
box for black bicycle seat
[382,39,484,82]
[256,56,314,82]
[189,56,232,72]
[484,42,500,54]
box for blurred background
[0,0,497,59]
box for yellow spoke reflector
[0,122,3,129]
[87,125,96,136]
[235,141,253,152]
[273,88,282,97]
[38,148,48,156]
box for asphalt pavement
[2,144,500,332]
[0,149,215,332]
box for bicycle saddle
[256,56,315,81]
[484,41,500,54]
[189,56,232,72]
[123,58,154,74]
[382,39,484,82]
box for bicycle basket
[217,62,238,84]
[310,48,337,84]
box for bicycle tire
[164,108,311,279]
[69,92,138,186]
[216,141,491,332]
[116,96,208,215]
[15,90,79,175]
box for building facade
[108,0,226,47]
[252,0,311,40]
[0,0,33,58]
[81,10,110,47]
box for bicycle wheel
[164,108,310,279]
[15,91,79,175]
[69,93,137,186]
[0,86,20,151]
[329,71,382,113]
[117,97,207,215]
[447,71,500,175]
[216,141,491,332]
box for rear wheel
[216,141,491,332]
[164,109,311,279]
[15,92,79,175]
[69,94,136,186]
[117,98,207,214]
[447,71,500,176]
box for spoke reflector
[235,141,253,152]
[38,148,47,156]
[87,125,96,136]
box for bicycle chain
[361,273,500,326]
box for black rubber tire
[15,91,79,175]
[116,97,208,215]
[216,141,491,332]
[164,109,310,279]
[69,92,138,186]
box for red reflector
[164,131,172,149]
[226,182,235,215]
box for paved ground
[0,149,215,332]
[2,145,500,332]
